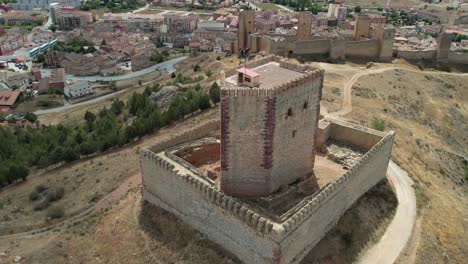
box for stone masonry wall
[276,125,395,263]
[141,150,279,264]
[396,49,436,61]
[270,74,323,187]
[346,39,380,59]
[141,118,395,264]
[220,64,324,197]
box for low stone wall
[224,54,282,77]
[278,121,394,263]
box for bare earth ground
[0,55,467,263]
[348,69,468,264]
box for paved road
[66,56,187,82]
[35,56,188,115]
[34,89,127,115]
[358,161,416,264]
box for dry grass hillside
[340,68,467,263]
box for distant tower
[220,60,324,197]
[436,32,453,62]
[353,15,371,40]
[374,25,396,61]
[49,3,61,24]
[238,11,255,51]
[297,12,313,41]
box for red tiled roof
[0,90,21,107]
[236,67,260,78]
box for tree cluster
[0,82,219,187]
[81,0,145,13]
[53,38,96,54]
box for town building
[8,0,80,10]
[49,68,65,90]
[64,81,92,98]
[54,7,94,30]
[0,90,21,111]
[1,10,48,26]
[0,32,24,55]
[163,13,199,33]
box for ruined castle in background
[239,11,456,63]
[140,56,396,263]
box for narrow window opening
[292,130,297,138]
[303,101,308,109]
[286,108,293,118]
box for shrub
[370,118,385,131]
[34,184,47,193]
[29,190,40,201]
[33,199,50,211]
[46,187,65,202]
[47,205,64,219]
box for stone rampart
[448,52,468,65]
[141,118,395,264]
[276,120,395,263]
[396,49,436,61]
[346,39,380,58]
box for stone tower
[436,32,453,62]
[375,25,396,61]
[297,12,313,41]
[353,15,371,40]
[238,11,255,51]
[220,60,324,197]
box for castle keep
[220,60,323,197]
[140,56,395,264]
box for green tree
[86,45,96,53]
[205,70,213,78]
[49,24,57,32]
[9,164,29,182]
[101,39,107,45]
[110,80,117,91]
[84,111,96,131]
[193,64,201,72]
[354,6,362,13]
[138,80,143,86]
[24,112,37,123]
[198,94,211,110]
[209,82,220,105]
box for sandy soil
[323,62,468,264]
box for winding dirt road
[358,161,416,264]
[319,63,466,264]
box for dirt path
[357,161,417,264]
[317,63,462,263]
[320,62,468,117]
